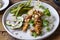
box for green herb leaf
[29,19,34,26]
[43,8,51,16]
[32,32,37,38]
[46,27,50,32]
[43,19,49,27]
[39,5,45,9]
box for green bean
[23,7,33,10]
[15,3,25,16]
[11,9,17,13]
[10,0,33,17]
[25,0,32,7]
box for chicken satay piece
[34,16,42,24]
[22,9,35,31]
[22,23,29,31]
[33,10,42,35]
[24,15,32,22]
[37,11,43,17]
[28,8,35,16]
[34,17,42,34]
[22,15,31,31]
[30,22,42,35]
[31,16,42,34]
[34,24,41,35]
[33,10,43,17]
[30,23,42,35]
[34,21,42,35]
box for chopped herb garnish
[43,19,49,27]
[32,32,37,38]
[39,5,45,9]
[29,19,34,26]
[46,27,50,32]
[43,8,51,16]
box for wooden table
[0,0,60,40]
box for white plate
[0,0,9,11]
[2,1,59,40]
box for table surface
[0,0,60,40]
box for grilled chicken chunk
[34,18,42,35]
[31,10,43,35]
[23,9,43,34]
[22,8,35,31]
[33,10,43,17]
[22,15,31,31]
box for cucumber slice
[17,16,24,22]
[14,22,22,28]
[6,16,24,29]
[11,23,15,27]
[6,20,11,26]
[10,22,23,29]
